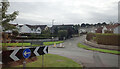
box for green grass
[1,41,64,47]
[43,41,64,46]
[77,43,120,55]
[17,54,81,67]
[1,43,31,46]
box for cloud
[7,0,119,25]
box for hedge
[86,33,96,41]
[96,34,120,46]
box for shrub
[104,30,113,33]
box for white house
[101,24,120,34]
[3,24,48,34]
[18,24,48,34]
[79,27,97,34]
[113,25,120,34]
[102,26,107,33]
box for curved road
[49,35,119,67]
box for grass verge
[1,43,31,47]
[17,54,81,67]
[43,41,64,46]
[1,41,64,47]
[77,43,120,55]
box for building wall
[102,27,107,33]
[36,27,41,33]
[114,26,120,34]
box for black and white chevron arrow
[2,46,48,64]
[10,49,20,61]
[34,46,48,56]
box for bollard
[54,43,56,48]
[60,43,62,47]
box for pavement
[49,35,120,67]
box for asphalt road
[49,35,120,67]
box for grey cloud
[8,0,119,25]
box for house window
[37,30,41,31]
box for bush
[96,34,120,46]
[104,30,113,33]
[86,33,96,41]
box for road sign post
[23,60,26,69]
[42,55,44,67]
[22,48,31,69]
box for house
[4,24,48,34]
[95,27,103,33]
[79,27,97,34]
[19,24,48,34]
[102,24,120,34]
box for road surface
[49,35,120,67]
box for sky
[7,0,119,27]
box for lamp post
[118,1,120,23]
[52,19,54,41]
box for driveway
[49,35,119,67]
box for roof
[25,24,47,30]
[105,24,120,29]
[53,24,74,27]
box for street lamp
[52,19,54,41]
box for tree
[1,1,19,31]
[53,27,58,35]
[102,22,107,26]
[58,30,67,40]
[81,23,86,27]
[86,23,90,27]
[41,29,51,37]
[12,30,19,37]
[97,23,101,27]
[73,24,80,34]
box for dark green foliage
[1,1,19,31]
[86,33,96,41]
[12,30,19,37]
[58,30,68,40]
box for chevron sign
[2,46,48,64]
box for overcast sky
[8,0,119,26]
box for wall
[114,26,120,34]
